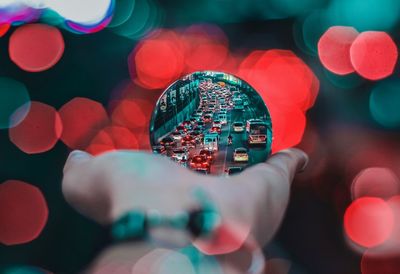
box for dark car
[152,145,166,155]
[225,166,244,176]
[159,136,175,147]
[176,125,187,133]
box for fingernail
[298,150,309,172]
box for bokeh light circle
[59,97,109,150]
[86,126,139,156]
[9,102,62,154]
[369,79,400,128]
[9,24,65,72]
[350,31,398,80]
[326,0,400,32]
[111,99,150,130]
[318,26,359,75]
[130,30,185,89]
[344,197,394,248]
[0,77,30,129]
[0,180,48,245]
[351,167,400,200]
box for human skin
[62,148,308,273]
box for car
[204,133,219,151]
[218,114,227,124]
[182,120,192,127]
[233,122,245,132]
[213,120,222,128]
[225,166,244,176]
[176,125,187,133]
[246,119,263,132]
[159,136,175,147]
[196,121,205,129]
[199,149,214,162]
[233,147,249,162]
[210,126,221,135]
[171,148,189,161]
[170,131,183,141]
[190,155,210,172]
[189,117,199,124]
[181,135,196,148]
[190,130,204,143]
[203,114,213,123]
[152,145,166,155]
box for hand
[62,148,307,272]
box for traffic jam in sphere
[150,71,272,176]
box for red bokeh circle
[344,197,394,248]
[9,101,63,154]
[9,24,65,72]
[59,97,109,150]
[130,30,185,90]
[0,180,48,245]
[318,26,359,75]
[350,31,398,80]
[86,126,139,156]
[351,167,400,200]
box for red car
[176,125,187,133]
[202,114,212,123]
[199,149,214,162]
[190,155,210,172]
[159,136,175,147]
[181,135,196,148]
[210,126,221,134]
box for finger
[265,148,309,182]
[228,148,308,245]
[63,150,93,174]
[62,150,113,223]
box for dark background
[1,0,400,273]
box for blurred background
[1,0,400,273]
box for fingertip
[278,148,309,172]
[64,150,92,174]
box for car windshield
[174,150,185,154]
[236,149,247,154]
[250,125,267,135]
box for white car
[213,120,222,128]
[171,148,189,161]
[233,122,245,132]
[233,147,249,162]
[170,131,183,141]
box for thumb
[63,150,93,174]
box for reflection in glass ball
[150,71,272,176]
